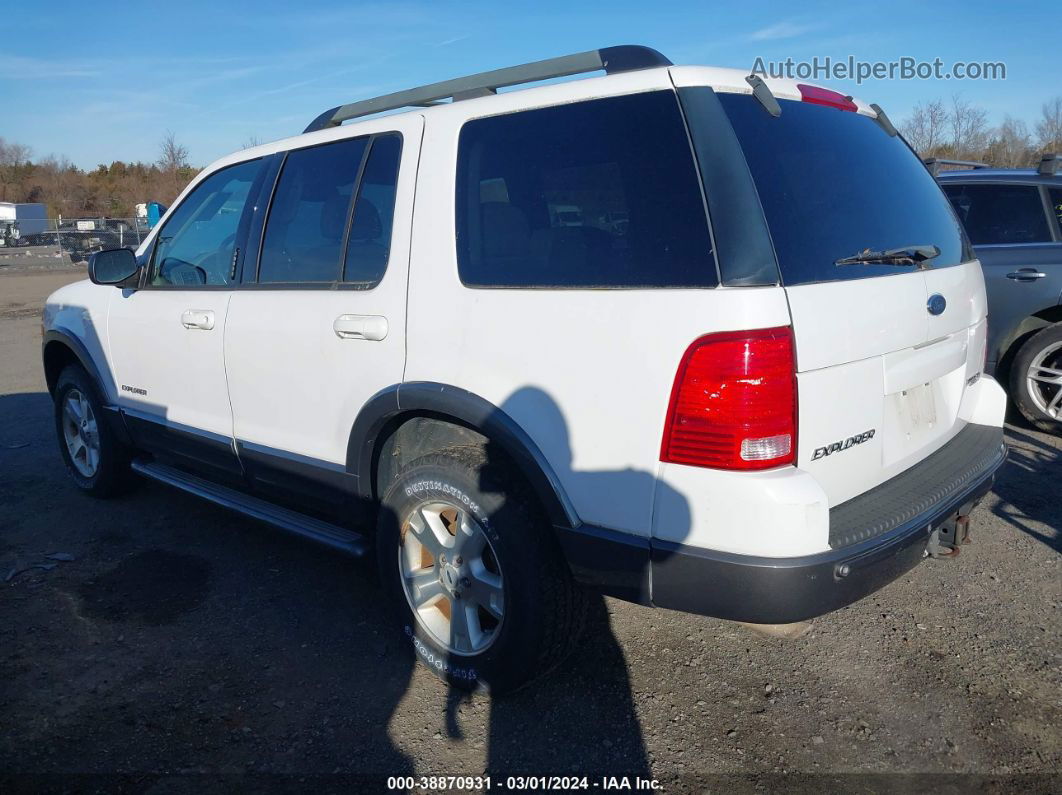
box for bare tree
[900,99,948,157]
[1036,96,1062,153]
[947,94,989,159]
[157,131,189,173]
[984,116,1034,168]
[0,137,33,167]
[241,135,262,150]
[0,137,33,202]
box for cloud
[435,35,471,47]
[749,21,819,41]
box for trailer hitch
[927,514,972,558]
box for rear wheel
[376,446,586,693]
[53,364,130,496]
[1011,324,1062,433]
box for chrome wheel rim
[61,389,100,478]
[399,501,504,656]
[1026,341,1062,420]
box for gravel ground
[0,268,1059,792]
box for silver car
[934,155,1062,431]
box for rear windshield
[717,93,967,285]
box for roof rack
[1038,153,1061,176]
[303,45,672,133]
[923,158,989,177]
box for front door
[108,158,265,479]
[223,117,422,515]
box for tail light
[660,327,797,471]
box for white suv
[42,46,1008,692]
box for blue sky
[1,0,1054,169]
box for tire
[376,446,587,693]
[1010,324,1062,434]
[53,364,131,496]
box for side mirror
[88,248,140,288]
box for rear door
[224,118,421,515]
[715,91,983,506]
[940,181,1062,370]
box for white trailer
[0,202,48,246]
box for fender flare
[346,381,579,529]
[42,328,113,403]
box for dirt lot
[0,266,1059,792]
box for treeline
[901,95,1062,166]
[0,133,199,219]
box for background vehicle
[933,155,1062,430]
[0,202,47,247]
[43,46,1006,692]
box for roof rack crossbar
[303,45,672,133]
[1038,153,1060,176]
[923,158,989,177]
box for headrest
[481,201,529,257]
[350,198,382,242]
[320,190,349,241]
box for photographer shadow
[451,385,692,778]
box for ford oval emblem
[927,294,947,315]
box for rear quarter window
[456,91,717,288]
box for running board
[131,459,370,557]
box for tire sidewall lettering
[403,624,479,682]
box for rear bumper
[560,423,1007,624]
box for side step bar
[131,459,370,557]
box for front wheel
[53,364,130,496]
[376,446,586,693]
[1010,324,1062,433]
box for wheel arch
[43,329,111,402]
[347,382,579,530]
[997,306,1062,382]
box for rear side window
[344,134,402,285]
[258,137,368,283]
[456,91,717,288]
[1051,188,1062,235]
[717,93,967,285]
[942,183,1052,245]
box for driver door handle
[181,309,215,330]
[333,314,388,341]
[1006,268,1047,281]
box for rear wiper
[835,244,941,268]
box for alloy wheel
[1026,341,1062,420]
[398,501,504,656]
[61,389,100,478]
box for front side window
[151,159,262,286]
[456,91,717,288]
[258,137,369,283]
[941,183,1051,245]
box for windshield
[717,93,967,286]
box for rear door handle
[1006,268,1047,281]
[333,314,388,341]
[181,309,215,330]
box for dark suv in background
[933,155,1062,431]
